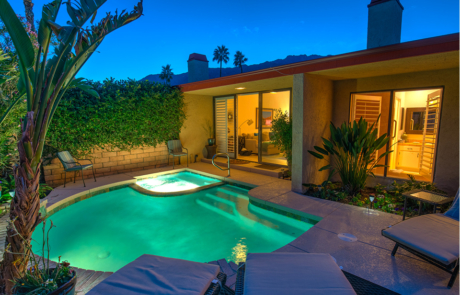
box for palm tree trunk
[220,61,222,77]
[0,112,42,294]
[240,65,243,73]
[23,0,36,32]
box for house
[178,0,459,195]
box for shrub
[270,110,292,168]
[308,117,392,196]
[46,79,186,158]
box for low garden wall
[43,144,181,187]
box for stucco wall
[332,67,459,194]
[292,74,333,193]
[179,93,214,161]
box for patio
[0,161,457,294]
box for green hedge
[46,79,186,158]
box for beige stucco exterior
[180,93,214,162]
[292,67,459,195]
[330,67,459,194]
[292,74,333,192]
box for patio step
[201,158,284,178]
[208,259,239,291]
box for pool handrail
[212,153,230,177]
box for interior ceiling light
[270,91,277,94]
[235,87,246,90]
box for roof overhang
[180,33,459,96]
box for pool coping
[44,168,317,226]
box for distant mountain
[141,54,326,85]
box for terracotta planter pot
[48,271,77,295]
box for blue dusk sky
[9,0,460,82]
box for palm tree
[159,64,174,85]
[0,0,143,292]
[212,45,229,77]
[233,51,248,73]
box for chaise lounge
[87,254,229,295]
[382,190,459,288]
[235,253,400,295]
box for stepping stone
[229,261,238,272]
[226,273,237,288]
[217,259,234,275]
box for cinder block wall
[43,144,180,187]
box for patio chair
[167,139,188,169]
[57,151,96,188]
[382,189,459,288]
[87,254,227,295]
[235,253,400,295]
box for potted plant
[270,110,293,175]
[202,119,215,146]
[9,220,77,295]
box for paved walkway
[1,162,458,294]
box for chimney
[367,0,404,49]
[187,53,209,83]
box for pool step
[201,158,284,178]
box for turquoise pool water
[135,171,221,192]
[33,185,315,272]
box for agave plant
[0,0,143,292]
[308,116,392,196]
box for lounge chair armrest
[182,146,188,152]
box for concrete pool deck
[0,161,458,294]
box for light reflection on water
[231,237,248,264]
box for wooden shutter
[215,98,228,154]
[215,97,235,157]
[352,96,382,161]
[419,90,441,180]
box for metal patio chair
[167,140,188,169]
[57,151,96,188]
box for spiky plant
[308,116,392,196]
[212,45,229,77]
[233,50,247,73]
[0,0,143,292]
[159,64,174,85]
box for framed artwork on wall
[256,108,273,129]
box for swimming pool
[33,184,316,272]
[135,171,222,193]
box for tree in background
[0,0,143,292]
[233,50,248,73]
[159,64,174,85]
[23,0,36,32]
[212,45,229,77]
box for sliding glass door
[215,89,291,167]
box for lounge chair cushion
[444,189,459,221]
[383,214,459,265]
[87,254,220,295]
[243,253,356,295]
